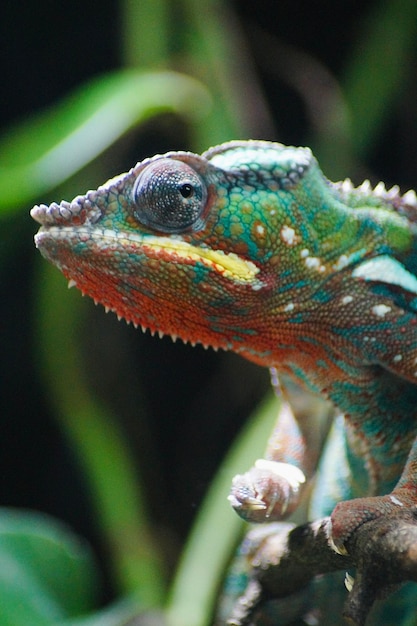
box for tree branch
[226,511,417,625]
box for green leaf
[343,0,417,156]
[165,392,279,626]
[0,508,99,625]
[35,264,167,603]
[0,70,210,213]
[58,597,148,626]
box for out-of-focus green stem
[34,263,166,605]
[0,71,210,214]
[120,0,170,68]
[180,0,273,148]
[343,0,417,157]
[180,0,247,143]
[166,392,279,626]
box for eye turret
[132,158,208,233]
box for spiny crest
[334,177,417,222]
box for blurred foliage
[0,72,210,213]
[0,509,98,624]
[1,0,417,625]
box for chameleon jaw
[34,225,261,285]
[34,224,264,352]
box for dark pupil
[179,183,194,198]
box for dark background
[1,0,417,601]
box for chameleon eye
[132,158,208,233]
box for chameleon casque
[31,140,417,625]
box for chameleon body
[31,141,417,624]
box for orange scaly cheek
[52,237,263,350]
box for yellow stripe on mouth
[59,226,259,284]
[143,235,260,283]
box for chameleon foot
[228,460,306,523]
[329,497,417,626]
[329,489,416,555]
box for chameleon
[31,140,417,625]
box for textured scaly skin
[31,141,417,623]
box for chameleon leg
[219,381,334,624]
[229,377,334,523]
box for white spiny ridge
[334,178,417,208]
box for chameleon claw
[229,460,305,523]
[344,572,355,592]
[228,493,267,511]
[328,532,349,556]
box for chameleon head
[31,140,354,362]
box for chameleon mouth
[138,235,260,283]
[34,226,260,284]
